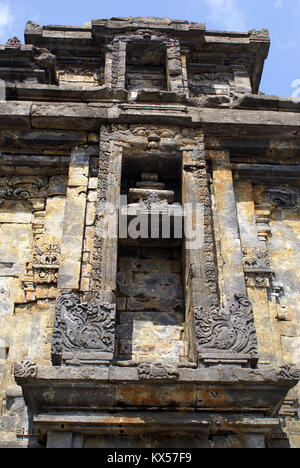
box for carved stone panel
[196,294,259,366]
[51,290,116,365]
[137,362,179,381]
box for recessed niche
[115,156,185,363]
[126,42,167,91]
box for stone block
[47,432,73,449]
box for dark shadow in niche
[126,41,167,91]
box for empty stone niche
[116,154,185,363]
[56,48,105,87]
[57,64,105,88]
[126,42,167,91]
[187,50,234,97]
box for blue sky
[0,0,299,97]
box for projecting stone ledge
[14,362,299,411]
[13,362,299,443]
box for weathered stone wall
[234,179,300,447]
[0,172,67,446]
[1,16,300,449]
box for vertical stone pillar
[51,133,120,366]
[182,142,219,363]
[90,126,123,303]
[111,40,126,89]
[104,46,113,87]
[57,147,89,290]
[166,42,185,93]
[193,149,258,367]
[180,49,189,96]
[234,180,279,366]
[210,150,246,298]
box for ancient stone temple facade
[0,16,300,449]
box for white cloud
[204,0,247,31]
[0,3,12,27]
[274,0,283,9]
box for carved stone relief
[0,176,48,201]
[242,248,272,289]
[32,243,61,284]
[51,290,116,364]
[277,364,300,381]
[195,294,258,357]
[137,362,179,381]
[14,360,37,379]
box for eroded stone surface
[0,16,299,449]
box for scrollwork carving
[138,362,179,381]
[195,294,258,355]
[242,248,271,270]
[139,193,169,212]
[0,176,48,200]
[277,364,300,381]
[33,244,60,266]
[51,291,116,361]
[254,185,299,210]
[14,360,37,379]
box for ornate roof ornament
[6,37,21,47]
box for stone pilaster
[166,42,185,93]
[193,149,259,367]
[210,150,246,298]
[57,147,89,290]
[51,135,120,366]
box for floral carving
[139,193,168,212]
[33,244,60,266]
[195,294,258,355]
[14,360,37,379]
[138,362,179,381]
[242,248,271,270]
[32,244,60,284]
[51,291,116,361]
[245,273,270,289]
[277,364,300,381]
[0,176,47,200]
[254,185,299,210]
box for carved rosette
[242,248,270,270]
[32,244,61,284]
[138,193,169,212]
[138,362,179,381]
[14,360,37,379]
[51,291,116,365]
[242,248,272,289]
[195,294,258,362]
